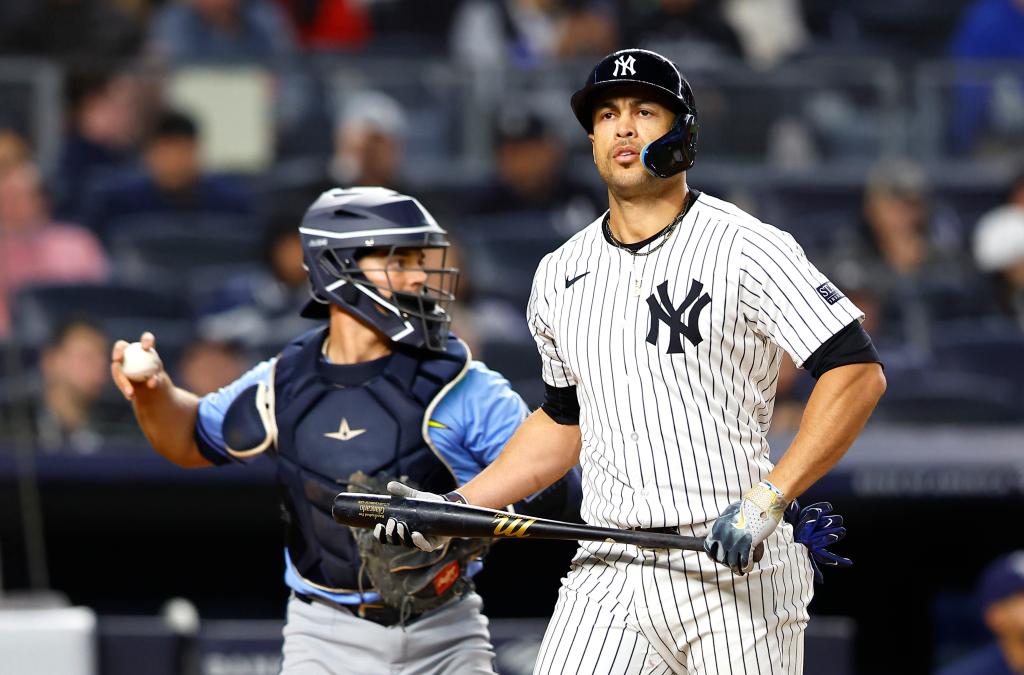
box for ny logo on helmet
[613,55,636,77]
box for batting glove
[786,501,852,584]
[704,480,788,575]
[372,481,463,553]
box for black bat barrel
[332,492,708,551]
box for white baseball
[121,342,163,382]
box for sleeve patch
[815,282,845,305]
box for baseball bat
[333,492,764,561]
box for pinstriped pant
[533,523,814,675]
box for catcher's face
[589,86,676,196]
[357,248,428,298]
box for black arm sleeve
[541,383,581,425]
[801,320,883,379]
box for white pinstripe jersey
[528,190,864,531]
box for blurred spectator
[53,69,143,221]
[451,0,617,69]
[555,1,619,60]
[721,0,809,69]
[83,109,252,240]
[175,339,247,396]
[1008,170,1024,209]
[270,90,410,219]
[273,0,371,49]
[0,162,109,338]
[197,209,314,351]
[466,109,602,232]
[368,0,461,54]
[148,0,298,66]
[622,0,743,65]
[826,157,974,346]
[935,551,1024,675]
[35,317,116,453]
[330,90,409,192]
[0,0,143,63]
[949,0,1024,155]
[973,205,1024,330]
[0,128,30,175]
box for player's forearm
[459,408,581,510]
[767,363,885,500]
[132,378,209,468]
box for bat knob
[753,542,765,563]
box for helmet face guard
[299,188,460,353]
[305,243,459,352]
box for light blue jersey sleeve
[194,359,274,465]
[427,361,528,486]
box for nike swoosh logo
[565,272,590,288]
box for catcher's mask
[299,187,459,352]
[570,48,699,178]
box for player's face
[357,247,428,298]
[589,88,676,196]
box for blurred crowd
[0,0,1023,455]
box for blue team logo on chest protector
[270,327,468,592]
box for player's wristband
[443,491,468,505]
[744,480,788,520]
[760,480,786,503]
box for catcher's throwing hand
[787,500,852,583]
[704,480,788,575]
[110,332,164,400]
[373,481,466,552]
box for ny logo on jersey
[646,279,711,354]
[613,55,636,77]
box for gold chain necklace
[603,193,689,257]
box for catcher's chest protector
[272,327,467,591]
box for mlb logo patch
[816,282,844,305]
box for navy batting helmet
[299,187,458,352]
[570,48,698,179]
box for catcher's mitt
[347,471,489,619]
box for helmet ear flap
[641,112,698,179]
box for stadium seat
[456,212,568,306]
[779,209,855,256]
[755,181,864,230]
[109,218,260,272]
[929,319,1024,394]
[108,221,263,307]
[11,283,193,357]
[936,185,1006,233]
[874,367,1023,425]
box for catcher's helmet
[299,187,458,352]
[570,48,698,178]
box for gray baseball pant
[280,592,497,674]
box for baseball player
[377,49,885,674]
[110,187,580,675]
